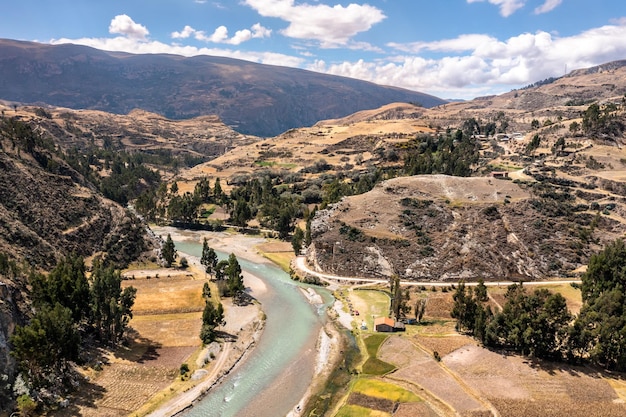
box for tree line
[452,238,626,370]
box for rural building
[491,171,509,179]
[375,317,395,332]
[374,317,406,332]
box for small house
[374,317,395,332]
[374,317,406,332]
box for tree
[292,226,304,255]
[484,284,571,359]
[231,199,252,227]
[10,303,80,390]
[200,301,225,344]
[30,254,90,323]
[226,253,245,302]
[414,298,427,323]
[202,282,211,299]
[213,177,223,203]
[526,134,541,154]
[390,275,403,319]
[214,259,229,281]
[531,119,540,130]
[162,234,177,267]
[451,282,478,333]
[571,239,626,369]
[200,238,218,278]
[305,218,312,247]
[194,177,211,203]
[90,261,137,344]
[474,279,488,302]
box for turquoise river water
[174,239,332,417]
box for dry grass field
[47,267,209,417]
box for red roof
[374,317,395,327]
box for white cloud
[534,0,562,14]
[49,35,301,67]
[314,21,626,99]
[171,23,270,45]
[466,0,526,17]
[109,15,149,40]
[172,25,195,39]
[243,0,385,47]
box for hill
[0,39,446,137]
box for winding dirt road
[294,255,581,287]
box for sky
[1,0,626,100]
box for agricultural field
[332,283,626,417]
[49,269,210,417]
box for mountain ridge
[0,38,446,137]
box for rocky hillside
[0,39,446,137]
[1,103,259,176]
[308,173,626,281]
[0,117,152,268]
[0,114,155,402]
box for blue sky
[1,0,626,99]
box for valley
[3,54,626,417]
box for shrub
[180,363,190,375]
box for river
[172,238,332,417]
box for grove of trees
[452,239,626,369]
[10,255,136,400]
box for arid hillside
[1,103,259,176]
[308,172,626,281]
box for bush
[180,363,190,375]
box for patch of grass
[335,404,391,417]
[260,251,294,272]
[362,357,396,375]
[352,289,389,332]
[364,334,388,355]
[254,160,276,167]
[362,334,396,375]
[199,205,216,218]
[352,379,421,403]
[279,162,297,169]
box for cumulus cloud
[315,21,626,99]
[108,14,149,40]
[243,0,385,47]
[172,23,271,45]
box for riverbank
[145,227,341,417]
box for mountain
[0,39,446,137]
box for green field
[361,334,396,375]
[352,379,421,403]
